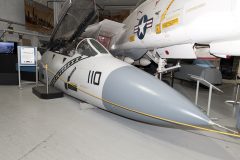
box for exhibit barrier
[45,64,49,94]
[225,76,240,131]
[225,76,240,107]
[189,75,223,116]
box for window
[76,39,97,57]
[90,39,109,54]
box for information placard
[17,46,38,89]
[18,46,36,66]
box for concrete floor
[0,81,240,160]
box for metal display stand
[45,64,49,94]
[190,75,223,116]
[17,46,38,89]
[225,76,240,106]
[225,76,240,131]
[32,63,63,99]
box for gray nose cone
[102,66,211,126]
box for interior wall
[0,0,25,43]
[0,0,50,48]
[0,0,25,25]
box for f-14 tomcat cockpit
[75,39,109,56]
[50,38,109,58]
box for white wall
[0,0,25,25]
[0,0,50,47]
[0,0,25,43]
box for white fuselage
[110,0,240,58]
[40,51,128,109]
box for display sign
[17,46,38,89]
[18,46,37,66]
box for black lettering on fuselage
[88,70,102,86]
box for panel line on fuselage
[50,56,90,86]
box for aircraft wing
[82,19,125,39]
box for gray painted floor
[0,82,240,160]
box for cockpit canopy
[74,38,109,57]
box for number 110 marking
[88,71,102,86]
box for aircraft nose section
[102,66,211,126]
